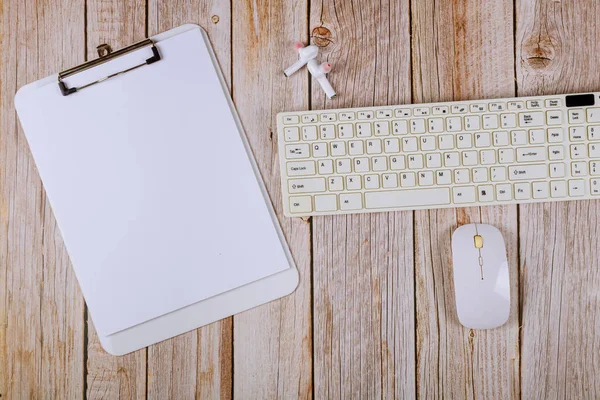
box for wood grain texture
[411,0,520,397]
[516,0,600,398]
[310,0,415,398]
[231,0,312,398]
[84,2,148,398]
[0,0,86,398]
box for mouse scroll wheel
[474,235,484,249]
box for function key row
[282,99,564,124]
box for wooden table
[2,0,599,398]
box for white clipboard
[15,24,298,355]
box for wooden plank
[516,1,600,397]
[146,1,233,399]
[231,0,312,398]
[309,1,415,398]
[411,0,520,397]
[83,2,148,398]
[0,0,86,398]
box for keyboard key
[376,110,392,119]
[428,118,444,133]
[392,120,408,135]
[402,137,418,152]
[514,183,531,199]
[366,139,382,154]
[390,156,406,170]
[529,129,545,144]
[489,103,506,112]
[411,119,426,134]
[446,116,462,131]
[547,127,563,143]
[571,161,587,177]
[571,144,586,159]
[287,161,316,176]
[382,173,398,188]
[338,123,354,139]
[420,136,436,151]
[372,156,388,171]
[302,114,318,123]
[413,107,430,116]
[545,99,561,108]
[289,196,312,213]
[480,150,496,165]
[453,186,476,203]
[591,178,600,195]
[589,143,600,158]
[365,174,380,189]
[462,151,478,166]
[519,112,545,127]
[395,108,411,117]
[568,109,584,124]
[493,131,509,146]
[457,133,473,149]
[336,159,351,173]
[365,188,450,209]
[436,170,452,185]
[509,164,547,181]
[374,121,390,136]
[408,154,424,169]
[312,143,328,157]
[302,126,318,140]
[357,111,374,120]
[546,110,562,125]
[433,106,449,115]
[533,181,549,199]
[454,169,470,184]
[438,135,455,150]
[315,194,337,212]
[478,185,494,202]
[346,175,362,190]
[338,112,355,121]
[511,130,527,145]
[384,138,400,153]
[569,179,585,196]
[496,184,512,201]
[318,160,334,174]
[475,132,491,148]
[330,141,346,156]
[517,147,546,162]
[400,172,416,187]
[348,141,364,155]
[444,152,460,167]
[329,176,344,191]
[354,157,370,172]
[340,193,363,210]
[426,153,442,168]
[452,105,468,114]
[470,104,486,113]
[551,181,567,198]
[508,101,525,111]
[550,163,566,178]
[587,108,600,123]
[499,148,515,164]
[491,166,507,182]
[283,115,299,124]
[357,122,372,137]
[419,171,434,186]
[548,145,565,161]
[588,125,600,141]
[483,114,499,129]
[286,144,310,159]
[569,126,585,141]
[284,127,300,141]
[321,113,336,122]
[501,113,517,128]
[591,161,600,176]
[526,100,542,109]
[289,178,326,194]
[473,167,488,183]
[320,125,336,139]
[464,115,480,130]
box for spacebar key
[365,188,451,209]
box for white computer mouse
[451,223,510,329]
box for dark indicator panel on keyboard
[565,94,595,107]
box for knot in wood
[211,15,220,24]
[522,35,556,71]
[311,26,333,47]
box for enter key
[516,146,546,162]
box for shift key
[289,177,326,193]
[509,164,547,180]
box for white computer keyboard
[277,92,600,216]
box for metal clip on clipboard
[58,39,161,96]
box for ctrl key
[289,196,312,214]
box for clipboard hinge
[58,39,161,96]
